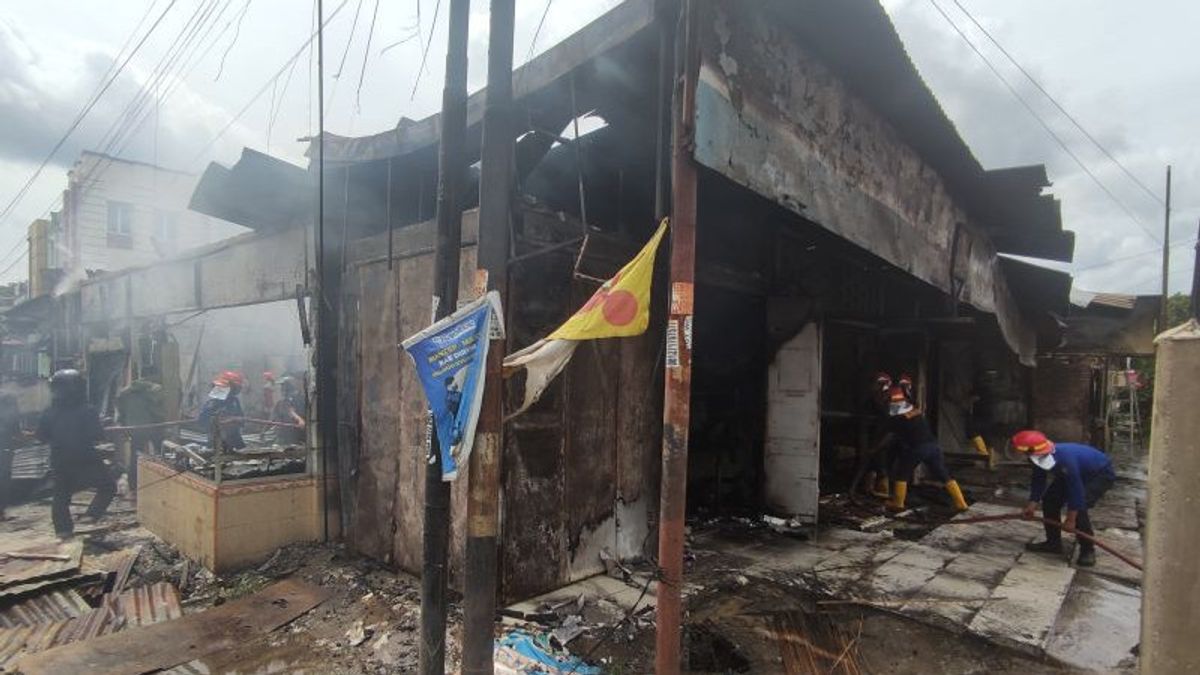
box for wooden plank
[16,579,330,675]
[354,261,405,565]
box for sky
[0,0,1195,297]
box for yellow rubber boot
[872,476,890,498]
[970,435,990,457]
[946,479,969,512]
[886,481,908,512]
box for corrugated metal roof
[1089,293,1137,310]
[0,589,90,628]
[0,603,123,669]
[114,583,182,628]
[10,445,50,480]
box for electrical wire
[927,0,1163,245]
[948,0,1164,207]
[72,0,230,204]
[189,0,352,166]
[334,0,365,78]
[214,0,253,81]
[0,0,180,227]
[409,0,442,98]
[1073,237,1198,273]
[355,0,381,112]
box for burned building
[206,0,1075,602]
[24,0,1092,600]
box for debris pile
[0,540,162,668]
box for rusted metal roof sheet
[114,583,183,628]
[0,541,82,590]
[0,589,90,628]
[0,603,123,669]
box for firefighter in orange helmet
[1012,430,1116,567]
[882,385,969,513]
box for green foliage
[1165,292,1191,327]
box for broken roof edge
[307,0,657,164]
[190,148,311,231]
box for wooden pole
[462,0,515,672]
[419,1,471,673]
[656,2,699,672]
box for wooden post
[419,1,471,673]
[462,0,515,672]
[655,1,699,672]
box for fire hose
[945,512,1142,571]
[104,416,303,433]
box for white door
[765,321,821,522]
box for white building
[36,151,246,293]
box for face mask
[1030,453,1056,470]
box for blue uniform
[1029,442,1116,555]
[1029,443,1115,511]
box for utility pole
[419,1,470,673]
[462,0,514,672]
[1160,165,1171,331]
[656,1,699,673]
[1192,220,1200,320]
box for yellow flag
[549,219,668,340]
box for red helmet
[898,373,914,388]
[263,371,276,382]
[873,372,892,389]
[1011,429,1054,455]
[213,370,245,387]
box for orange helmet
[1011,429,1054,455]
[213,370,245,387]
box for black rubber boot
[1025,539,1063,555]
[1076,549,1096,567]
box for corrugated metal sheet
[0,589,90,628]
[0,603,123,669]
[0,541,82,589]
[1089,292,1138,310]
[10,445,50,480]
[114,582,182,628]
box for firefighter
[850,372,896,499]
[116,365,165,493]
[1013,429,1115,567]
[37,369,116,538]
[198,370,247,450]
[883,385,969,513]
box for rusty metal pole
[419,1,470,673]
[655,1,699,673]
[462,0,514,672]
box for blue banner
[402,291,502,481]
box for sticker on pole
[665,319,681,369]
[402,291,504,481]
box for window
[107,201,133,248]
[153,210,177,255]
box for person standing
[198,371,247,451]
[37,369,115,538]
[116,366,165,493]
[1012,429,1116,567]
[271,376,306,447]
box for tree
[1165,292,1191,327]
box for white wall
[63,152,246,278]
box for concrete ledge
[137,457,321,573]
